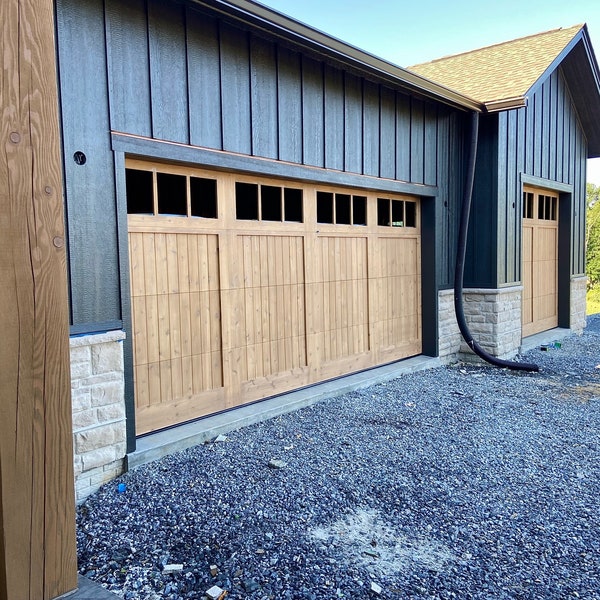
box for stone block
[71,360,92,380]
[91,381,124,407]
[92,342,123,375]
[71,387,92,412]
[97,402,126,423]
[75,423,120,453]
[81,447,119,472]
[72,408,99,431]
[70,345,91,365]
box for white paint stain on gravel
[310,508,455,576]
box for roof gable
[408,25,600,156]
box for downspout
[454,111,539,372]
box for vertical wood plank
[410,98,425,183]
[187,9,223,149]
[250,36,278,159]
[105,0,152,136]
[220,22,252,154]
[344,73,363,174]
[363,80,380,177]
[302,56,325,168]
[380,86,396,179]
[396,93,411,181]
[324,65,344,171]
[278,46,303,164]
[1,0,77,597]
[147,0,189,143]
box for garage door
[126,159,422,434]
[522,186,559,337]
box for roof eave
[192,0,483,112]
[484,97,527,112]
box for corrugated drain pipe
[454,111,539,372]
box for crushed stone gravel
[77,315,600,599]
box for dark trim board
[112,133,440,197]
[520,173,573,194]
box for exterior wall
[570,275,588,333]
[438,287,523,362]
[467,68,588,290]
[56,0,467,333]
[499,69,588,282]
[70,331,127,501]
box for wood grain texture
[1,0,77,598]
[127,161,422,432]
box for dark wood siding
[56,0,467,329]
[500,69,587,282]
[56,0,121,329]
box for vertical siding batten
[363,80,380,177]
[105,0,152,136]
[250,35,278,159]
[379,86,396,179]
[324,64,344,171]
[277,45,303,163]
[147,0,189,143]
[220,22,252,154]
[396,93,411,182]
[301,56,325,167]
[187,9,223,149]
[344,72,363,174]
[57,0,121,327]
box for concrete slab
[520,327,572,353]
[60,575,118,599]
[127,355,441,470]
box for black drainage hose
[454,112,539,372]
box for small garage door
[126,159,422,434]
[522,186,559,337]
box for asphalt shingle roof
[409,25,584,107]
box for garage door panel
[127,161,422,434]
[522,188,558,337]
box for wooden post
[0,0,78,598]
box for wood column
[0,0,78,598]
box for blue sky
[258,0,600,185]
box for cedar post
[0,0,78,598]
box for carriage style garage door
[522,186,559,337]
[126,159,422,434]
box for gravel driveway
[77,315,600,599]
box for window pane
[391,200,404,227]
[261,185,282,221]
[335,193,351,224]
[377,198,390,226]
[190,177,217,218]
[405,201,416,227]
[284,188,303,222]
[157,172,187,216]
[126,169,154,214]
[352,196,367,225]
[236,182,259,220]
[317,191,334,223]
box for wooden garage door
[127,160,421,434]
[522,187,559,337]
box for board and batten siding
[467,67,587,288]
[56,0,467,332]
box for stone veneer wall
[570,275,588,334]
[70,331,127,501]
[438,286,523,363]
[437,289,462,363]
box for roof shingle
[409,25,584,108]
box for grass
[587,287,600,315]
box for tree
[587,183,600,287]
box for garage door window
[236,182,303,222]
[125,167,218,219]
[316,191,367,225]
[377,198,416,227]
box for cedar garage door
[126,160,422,434]
[522,186,559,338]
